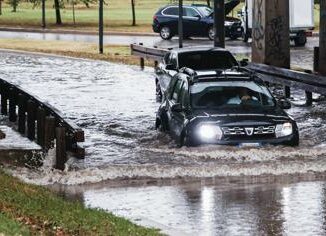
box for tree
[131,0,136,26]
[8,0,21,12]
[0,0,2,15]
[54,0,62,24]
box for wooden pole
[213,0,225,48]
[27,100,36,141]
[44,116,55,150]
[99,0,104,54]
[178,0,183,48]
[18,94,26,135]
[8,89,17,122]
[314,47,319,73]
[1,90,8,115]
[319,0,326,75]
[37,107,46,147]
[56,127,67,170]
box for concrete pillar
[252,0,290,68]
[319,0,326,75]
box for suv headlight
[275,122,293,138]
[197,124,222,141]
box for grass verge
[0,38,155,66]
[0,1,320,33]
[0,169,161,235]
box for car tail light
[305,31,312,37]
[153,15,158,21]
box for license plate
[239,143,261,148]
[237,28,242,32]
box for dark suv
[152,4,243,40]
[155,47,239,101]
[155,68,299,147]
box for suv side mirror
[278,100,291,109]
[166,64,176,70]
[171,103,184,112]
[239,59,249,67]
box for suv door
[161,6,179,35]
[183,7,206,36]
[167,78,188,140]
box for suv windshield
[196,6,213,17]
[191,81,275,109]
[178,51,238,70]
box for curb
[0,27,156,37]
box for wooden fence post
[1,88,8,115]
[27,100,36,141]
[37,107,46,147]
[8,88,17,122]
[44,116,55,150]
[18,94,26,135]
[56,127,66,170]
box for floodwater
[0,50,326,235]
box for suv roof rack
[181,66,264,85]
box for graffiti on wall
[252,0,264,50]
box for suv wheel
[160,26,172,40]
[294,32,307,47]
[208,26,214,41]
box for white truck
[239,0,314,46]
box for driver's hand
[241,95,251,101]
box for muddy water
[0,51,326,235]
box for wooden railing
[0,79,85,170]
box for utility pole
[213,0,225,48]
[178,0,183,48]
[319,0,326,75]
[99,0,104,54]
[42,0,46,28]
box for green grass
[0,169,161,235]
[0,1,320,32]
[0,213,30,236]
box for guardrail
[131,43,326,105]
[0,79,85,170]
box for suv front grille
[222,126,276,136]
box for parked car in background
[152,2,242,40]
[155,47,239,101]
[155,67,299,147]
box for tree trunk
[72,2,76,25]
[207,0,210,7]
[131,0,136,26]
[54,0,62,25]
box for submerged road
[0,50,325,235]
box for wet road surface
[0,30,318,70]
[0,51,325,235]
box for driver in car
[227,87,259,105]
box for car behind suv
[155,68,299,147]
[152,3,242,40]
[155,47,239,101]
